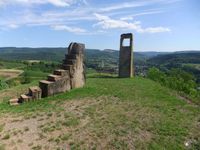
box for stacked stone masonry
[9,42,85,105]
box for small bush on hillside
[21,72,31,84]
[147,67,198,98]
[0,80,8,90]
[147,67,166,85]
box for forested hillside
[147,51,200,84]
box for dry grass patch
[0,96,157,149]
[0,69,23,80]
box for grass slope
[0,76,199,149]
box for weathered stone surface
[64,42,85,89]
[119,33,134,78]
[68,42,84,54]
[39,42,85,98]
[29,86,42,100]
[9,98,19,104]
[54,69,69,77]
[20,94,31,102]
[48,74,62,81]
[39,76,71,98]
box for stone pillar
[119,33,134,78]
[64,42,86,89]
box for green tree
[22,72,31,84]
[147,67,166,84]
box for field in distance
[0,69,23,80]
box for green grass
[0,75,199,149]
[0,60,26,69]
[22,70,49,80]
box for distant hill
[148,51,200,64]
[137,51,171,58]
[147,51,200,84]
[0,47,66,62]
[0,47,150,67]
[0,47,168,62]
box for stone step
[39,80,54,85]
[65,54,77,60]
[39,80,54,98]
[40,77,71,98]
[54,69,69,77]
[62,64,73,71]
[20,94,32,102]
[47,74,61,82]
[63,59,76,65]
[29,86,42,100]
[29,86,41,94]
[9,98,19,104]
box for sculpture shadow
[87,73,118,79]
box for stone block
[20,94,32,102]
[63,59,76,65]
[65,54,77,60]
[62,64,73,72]
[53,69,69,77]
[9,98,19,104]
[39,77,71,98]
[29,86,42,100]
[48,74,61,81]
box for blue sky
[0,0,199,51]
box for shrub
[147,67,166,85]
[147,67,198,98]
[0,80,8,90]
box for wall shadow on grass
[86,73,118,79]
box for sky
[0,0,199,51]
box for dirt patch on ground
[0,69,23,80]
[0,96,155,150]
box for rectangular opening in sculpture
[122,38,130,47]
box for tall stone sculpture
[9,42,86,105]
[119,33,134,78]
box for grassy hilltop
[0,74,199,150]
[0,48,199,149]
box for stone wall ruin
[9,42,85,105]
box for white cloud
[143,27,171,33]
[120,16,134,21]
[0,0,86,7]
[8,24,19,29]
[94,13,171,33]
[99,0,179,12]
[100,2,146,12]
[0,0,176,34]
[51,25,87,34]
